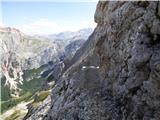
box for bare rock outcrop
[43,1,160,120]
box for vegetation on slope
[1,66,47,113]
[1,92,32,113]
[4,109,27,120]
[34,90,51,103]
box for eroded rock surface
[41,1,160,120]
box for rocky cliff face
[38,1,160,120]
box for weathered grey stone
[159,2,160,16]
[28,1,160,120]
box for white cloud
[17,18,97,35]
[0,22,4,26]
[56,20,96,33]
[18,18,60,35]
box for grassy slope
[1,66,47,113]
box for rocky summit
[1,1,160,120]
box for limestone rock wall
[44,1,160,120]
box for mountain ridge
[0,26,93,116]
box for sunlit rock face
[39,1,160,120]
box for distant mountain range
[0,26,93,114]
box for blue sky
[1,1,98,35]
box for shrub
[34,90,50,103]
